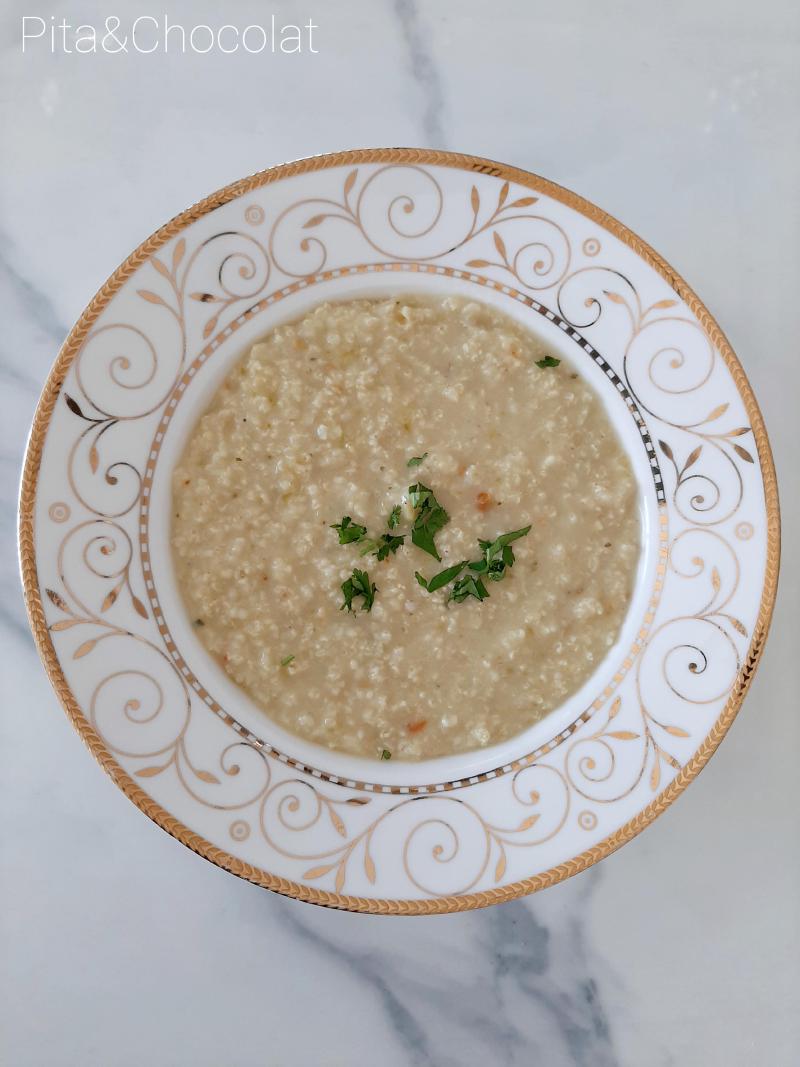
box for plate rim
[18,147,781,914]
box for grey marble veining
[393,0,448,149]
[1,1,798,1064]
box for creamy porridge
[171,296,640,760]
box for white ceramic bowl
[19,150,779,912]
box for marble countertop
[1,1,798,1064]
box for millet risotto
[172,296,640,760]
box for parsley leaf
[408,482,450,561]
[425,560,468,592]
[375,533,405,561]
[331,516,368,545]
[470,525,532,581]
[334,515,404,561]
[387,505,402,529]
[414,571,429,590]
[340,568,377,613]
[279,655,295,667]
[407,452,429,468]
[536,355,561,369]
[449,574,490,603]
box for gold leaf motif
[73,638,98,659]
[190,292,216,303]
[729,616,748,636]
[728,427,750,437]
[152,258,171,280]
[343,169,357,198]
[603,290,626,305]
[100,588,118,612]
[508,196,537,208]
[329,808,346,837]
[664,725,690,738]
[497,181,509,209]
[664,751,682,771]
[364,852,376,884]
[89,443,99,474]
[607,730,640,741]
[203,315,219,339]
[470,185,480,216]
[705,402,729,422]
[651,298,678,309]
[683,445,703,472]
[302,214,326,228]
[495,853,507,882]
[658,439,674,462]
[466,259,491,268]
[172,237,185,270]
[303,864,335,880]
[517,813,540,831]
[650,758,661,791]
[335,863,346,894]
[493,231,507,258]
[50,619,83,631]
[711,566,721,592]
[345,796,369,806]
[137,289,168,307]
[733,443,755,463]
[131,595,148,619]
[195,769,220,784]
[607,696,621,720]
[46,588,69,612]
[64,394,87,420]
[136,763,171,778]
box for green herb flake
[408,482,450,561]
[375,533,405,561]
[449,574,490,604]
[340,568,377,613]
[380,749,392,760]
[387,505,402,529]
[331,516,368,545]
[536,354,561,369]
[425,560,469,593]
[407,452,429,468]
[471,525,532,581]
[414,571,429,590]
[279,655,295,667]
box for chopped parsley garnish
[416,526,531,602]
[469,525,532,582]
[333,516,404,561]
[279,655,295,667]
[380,748,392,760]
[408,482,450,561]
[341,568,377,613]
[331,516,368,545]
[333,475,529,610]
[407,452,429,468]
[416,560,468,593]
[374,533,405,561]
[536,355,561,369]
[449,574,490,603]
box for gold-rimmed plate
[19,150,779,912]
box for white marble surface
[1,1,798,1064]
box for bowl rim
[146,269,663,790]
[18,147,781,914]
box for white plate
[19,150,779,912]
